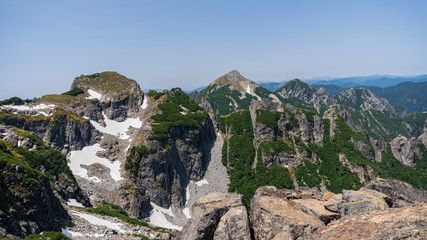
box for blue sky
[1,0,426,99]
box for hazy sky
[1,0,426,99]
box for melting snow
[67,199,85,208]
[141,97,148,109]
[86,89,102,100]
[149,202,182,230]
[62,228,83,237]
[71,211,125,233]
[68,144,123,182]
[182,184,191,218]
[1,103,55,116]
[245,85,251,94]
[90,112,142,140]
[195,179,208,186]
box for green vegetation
[201,84,257,115]
[37,94,76,104]
[24,232,70,240]
[0,96,28,105]
[146,90,166,100]
[61,88,84,96]
[76,72,137,93]
[312,119,363,192]
[295,160,321,188]
[254,86,273,98]
[149,90,208,141]
[278,79,314,92]
[256,109,281,132]
[377,143,427,189]
[219,110,294,204]
[87,201,172,235]
[365,81,427,113]
[125,145,149,175]
[0,111,48,125]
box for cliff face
[0,164,69,238]
[0,125,90,238]
[70,71,144,120]
[125,89,216,218]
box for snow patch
[141,96,148,109]
[71,210,125,233]
[90,112,142,140]
[245,85,251,94]
[68,144,123,182]
[182,208,191,219]
[1,103,56,116]
[149,202,182,230]
[62,228,83,237]
[86,89,102,100]
[195,179,208,186]
[67,199,85,208]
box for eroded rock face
[250,186,324,240]
[338,188,390,216]
[176,193,247,240]
[364,178,427,207]
[213,206,251,240]
[301,204,427,240]
[0,164,69,238]
[391,135,421,167]
[71,72,144,120]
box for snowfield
[68,144,123,182]
[141,96,148,109]
[67,199,85,208]
[149,202,182,230]
[71,210,125,233]
[86,89,102,100]
[90,112,142,140]
[1,103,56,116]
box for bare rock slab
[300,204,427,240]
[176,192,247,240]
[250,186,324,240]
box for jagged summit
[200,71,272,115]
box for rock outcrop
[176,192,249,240]
[250,187,324,240]
[301,204,427,240]
[338,188,390,216]
[364,178,427,207]
[390,135,421,167]
[70,72,144,120]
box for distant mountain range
[257,74,427,92]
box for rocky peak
[71,72,142,97]
[336,87,398,114]
[211,70,261,95]
[71,72,144,120]
[276,79,331,107]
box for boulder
[300,204,427,240]
[291,198,340,224]
[250,186,324,240]
[338,188,390,216]
[213,206,251,240]
[176,193,247,240]
[364,178,427,207]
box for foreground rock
[176,192,250,240]
[250,187,324,240]
[364,178,427,207]
[338,188,390,216]
[213,206,251,240]
[300,204,427,240]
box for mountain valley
[0,70,426,240]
